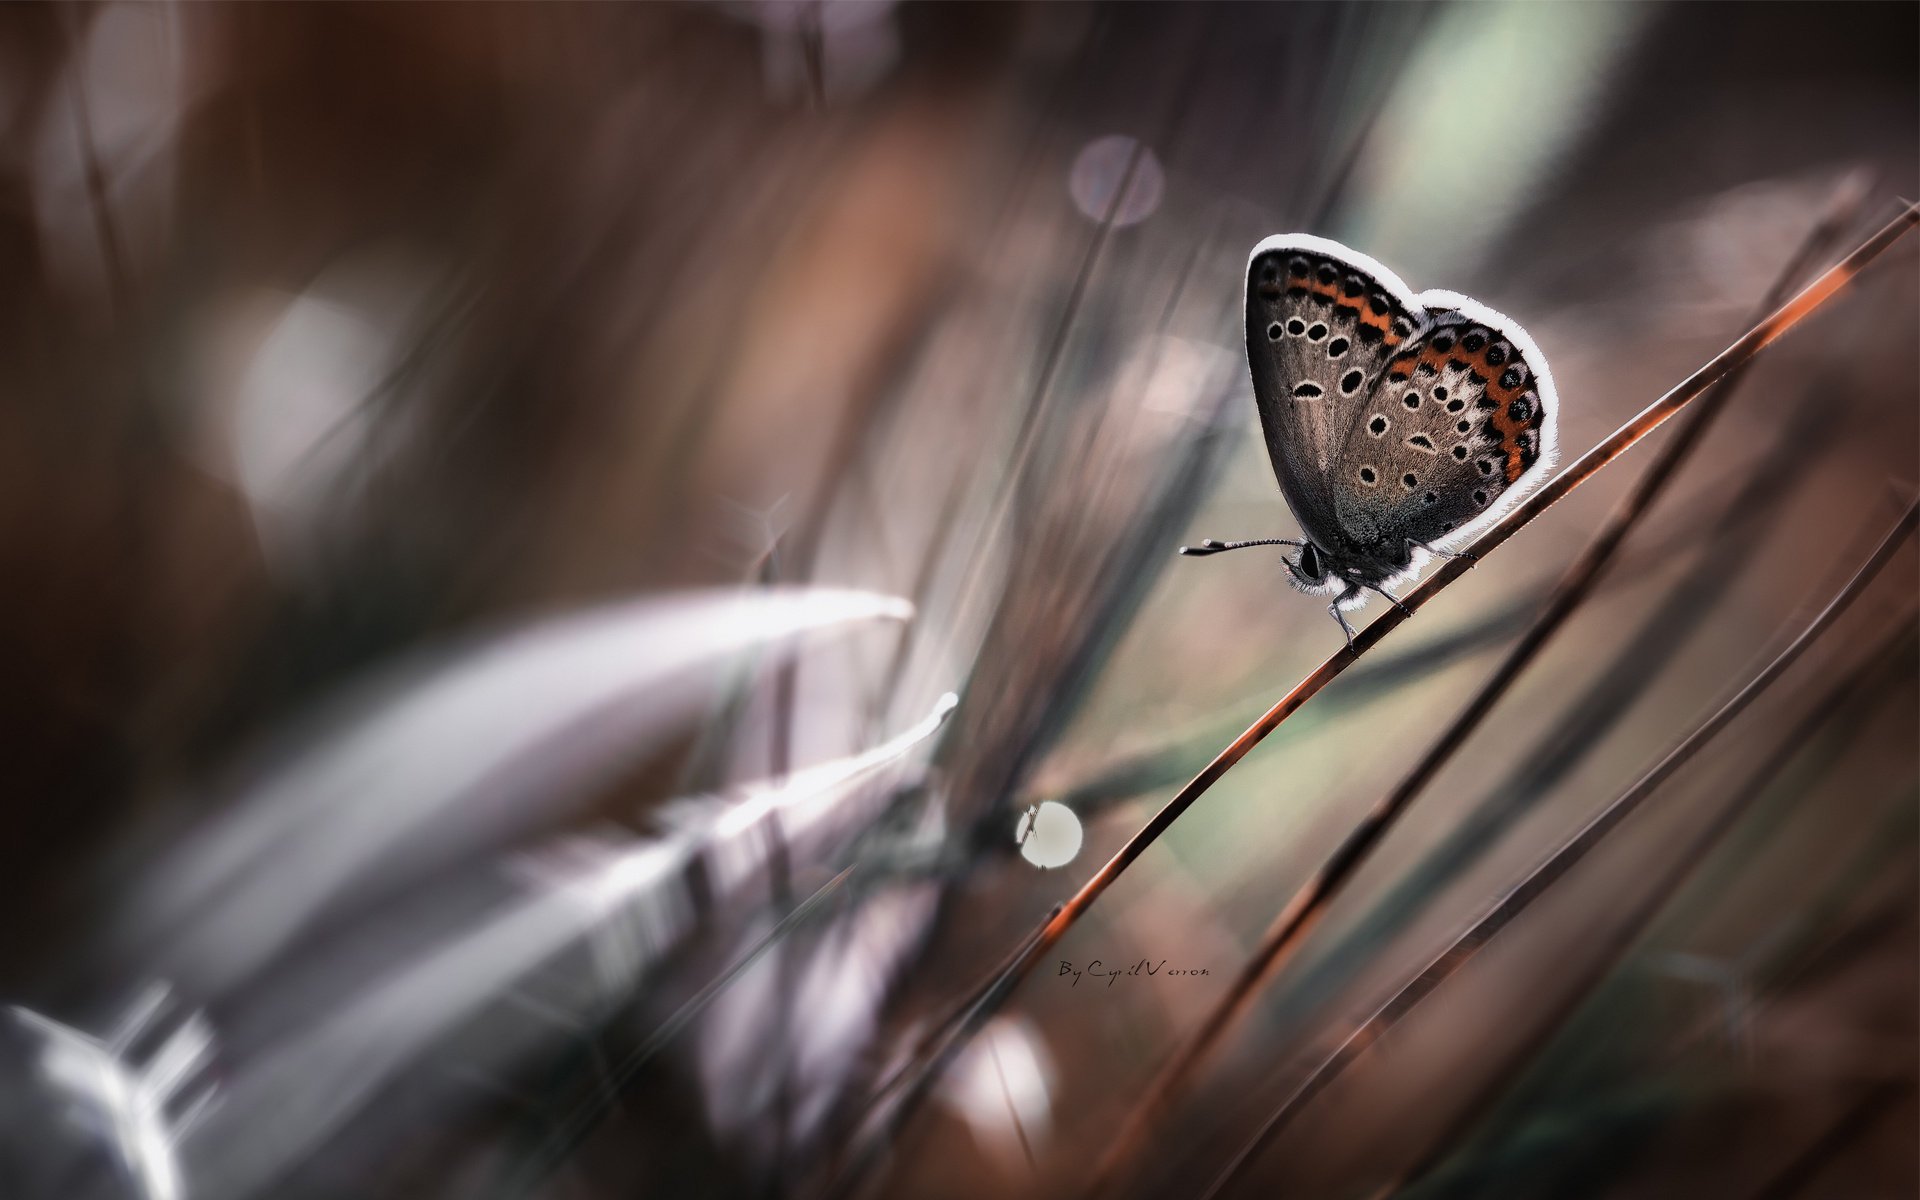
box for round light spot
[1069,135,1164,227]
[1018,801,1084,869]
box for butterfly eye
[1407,434,1434,451]
[1432,385,1448,401]
[1507,395,1535,422]
[1486,344,1509,366]
[1307,323,1328,341]
[1267,322,1283,341]
[1477,459,1496,476]
[1358,466,1377,485]
[1452,445,1469,460]
[1473,489,1489,505]
[1292,382,1323,398]
[1402,392,1419,409]
[1422,492,1438,505]
[1402,473,1418,488]
[1368,415,1389,436]
[1327,337,1350,357]
[1286,318,1306,335]
[1462,331,1487,352]
[1447,398,1465,413]
[1316,264,1337,284]
[1500,367,1526,390]
[1339,370,1364,394]
[1288,258,1310,278]
[1431,333,1455,353]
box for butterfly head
[1283,541,1333,590]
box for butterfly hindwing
[1245,235,1429,551]
[1332,293,1557,556]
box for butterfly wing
[1329,292,1558,565]
[1245,235,1430,551]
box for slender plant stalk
[821,205,1920,1199]
[1357,501,1917,1200]
[1050,480,1807,817]
[1084,182,1874,1191]
[1200,603,1919,1200]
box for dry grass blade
[1202,591,1920,1200]
[1355,500,1917,1200]
[1083,181,1873,1190]
[821,205,1920,1194]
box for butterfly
[1183,234,1559,646]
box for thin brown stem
[1202,606,1919,1200]
[822,204,1920,1199]
[1085,181,1874,1192]
[1362,501,1917,1200]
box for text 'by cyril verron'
[1058,960,1211,988]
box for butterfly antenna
[1179,536,1305,557]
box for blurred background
[0,3,1914,1198]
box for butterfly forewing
[1245,235,1430,551]
[1332,296,1556,553]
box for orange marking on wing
[1473,354,1535,483]
[1400,332,1541,483]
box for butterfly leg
[1328,583,1362,649]
[1410,538,1476,562]
[1180,536,1304,557]
[1363,582,1414,617]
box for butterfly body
[1186,235,1559,644]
